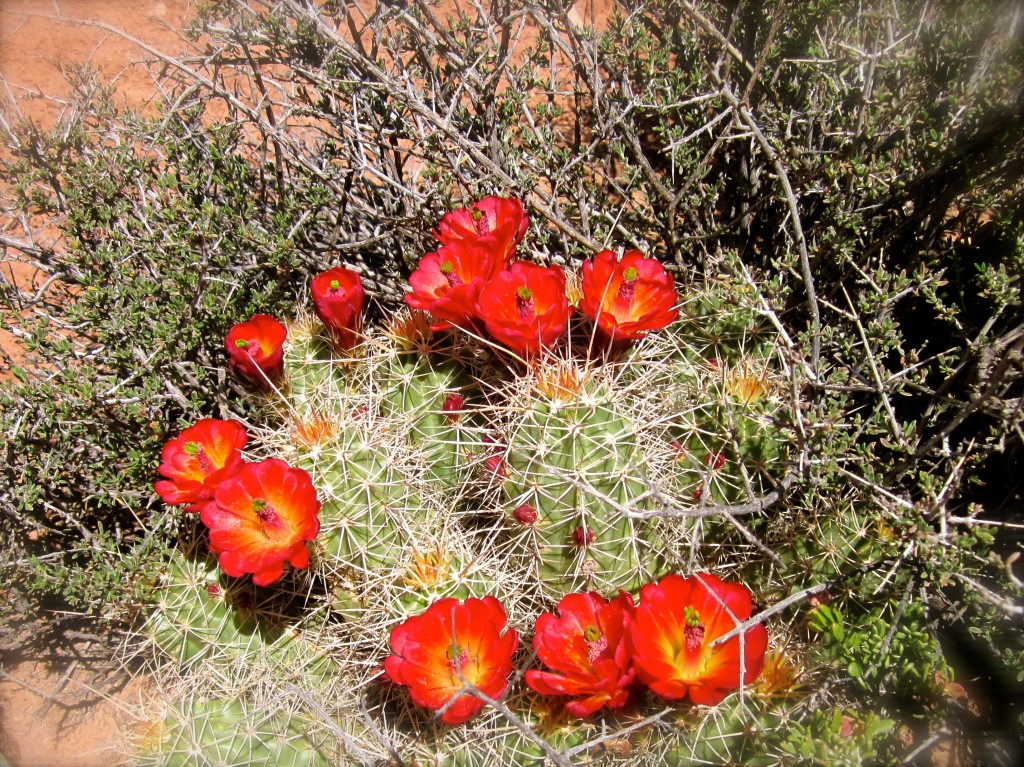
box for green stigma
[583,625,601,643]
[623,266,638,281]
[234,339,249,349]
[471,208,484,221]
[684,605,701,628]
[440,260,455,275]
[183,441,200,456]
[329,279,340,291]
[251,499,268,513]
[516,286,533,301]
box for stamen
[516,286,535,321]
[251,498,278,524]
[446,643,470,670]
[471,206,489,236]
[683,606,705,653]
[617,267,638,305]
[440,260,462,288]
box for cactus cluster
[138,197,801,765]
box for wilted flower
[311,266,365,351]
[404,240,504,331]
[476,261,571,358]
[630,572,768,705]
[154,418,248,512]
[224,313,287,387]
[200,458,321,586]
[525,591,636,717]
[434,195,529,261]
[383,596,518,725]
[578,250,679,342]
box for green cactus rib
[137,698,333,767]
[145,540,335,685]
[671,382,789,507]
[307,433,418,574]
[379,347,481,490]
[505,386,668,596]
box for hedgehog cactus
[502,371,670,596]
[136,699,334,767]
[141,198,797,766]
[144,532,335,686]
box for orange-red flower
[404,240,504,331]
[476,261,571,358]
[200,458,321,586]
[525,591,636,717]
[383,596,519,725]
[578,250,679,341]
[434,195,528,261]
[154,419,248,512]
[311,266,365,351]
[630,573,768,705]
[224,314,287,387]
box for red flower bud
[512,504,538,525]
[224,314,287,387]
[442,392,465,422]
[311,267,364,351]
[572,526,595,547]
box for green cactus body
[407,690,591,767]
[379,345,480,490]
[283,317,354,415]
[308,429,420,575]
[671,367,789,506]
[145,541,335,686]
[137,699,334,767]
[505,380,667,597]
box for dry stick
[564,706,674,758]
[677,1,755,77]
[290,1,604,253]
[438,676,573,767]
[715,79,822,371]
[840,284,908,447]
[611,471,796,520]
[358,694,408,767]
[709,580,831,648]
[284,684,381,765]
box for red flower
[154,419,248,512]
[476,261,571,358]
[224,314,287,386]
[384,596,519,725]
[578,250,679,341]
[630,573,768,705]
[525,591,636,717]
[404,240,503,330]
[434,196,528,261]
[200,458,321,586]
[311,267,365,351]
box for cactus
[134,698,334,767]
[502,370,672,596]
[139,209,801,767]
[143,531,336,689]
